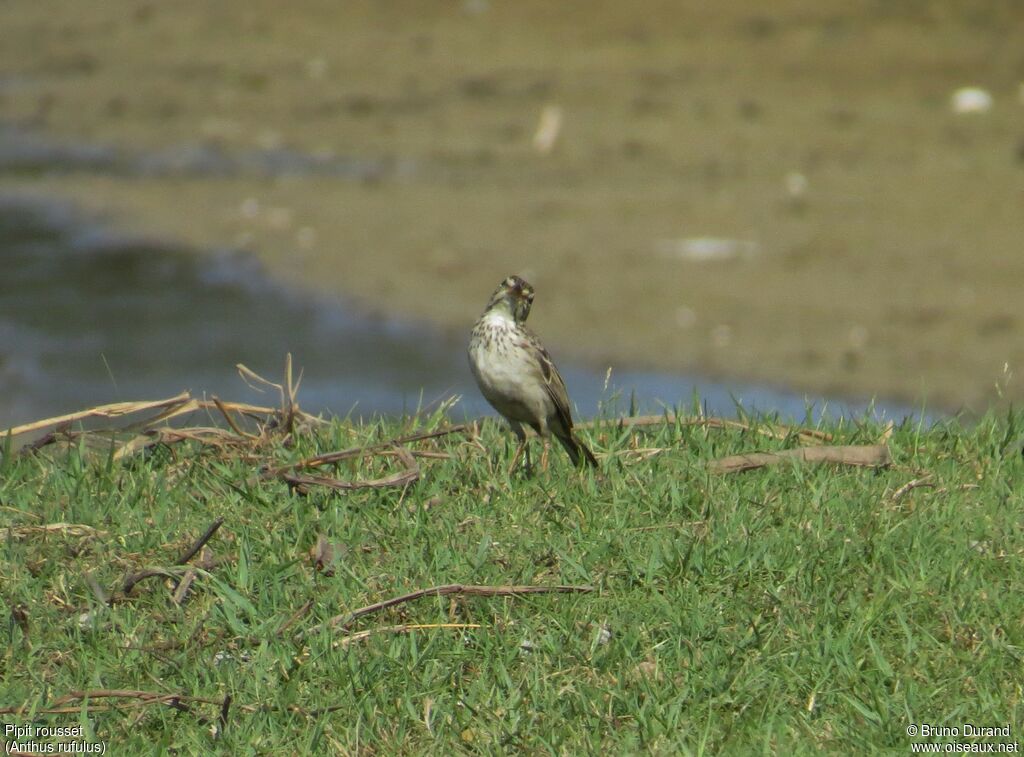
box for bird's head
[484,275,535,323]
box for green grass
[2,403,1023,754]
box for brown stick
[0,689,224,716]
[217,693,232,737]
[329,622,481,649]
[121,518,224,596]
[175,518,225,565]
[11,388,322,456]
[282,468,419,493]
[276,598,316,635]
[3,393,192,438]
[278,446,420,493]
[5,523,106,539]
[212,396,253,439]
[50,689,205,705]
[708,444,891,474]
[393,449,452,460]
[122,567,184,595]
[299,583,594,640]
[891,476,935,502]
[171,568,197,605]
[576,414,833,443]
[266,425,471,476]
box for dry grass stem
[4,523,107,539]
[275,446,420,494]
[300,583,594,640]
[4,393,193,438]
[332,623,482,649]
[578,414,833,444]
[891,476,936,501]
[709,444,891,474]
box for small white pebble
[533,104,563,154]
[951,87,993,114]
[655,237,760,263]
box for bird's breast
[469,317,547,419]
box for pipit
[468,275,598,472]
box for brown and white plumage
[468,275,597,470]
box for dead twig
[276,598,316,636]
[171,568,197,605]
[121,518,224,598]
[276,446,420,494]
[237,354,306,438]
[212,396,254,439]
[578,414,833,443]
[9,356,327,460]
[709,444,891,474]
[2,393,192,438]
[122,567,190,596]
[0,689,221,716]
[933,483,980,496]
[299,582,593,640]
[891,476,935,502]
[114,427,247,460]
[216,694,232,739]
[175,518,225,565]
[394,449,453,460]
[600,414,768,436]
[330,622,481,649]
[625,520,707,533]
[265,424,471,477]
[4,523,106,540]
[50,689,211,707]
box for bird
[468,275,598,472]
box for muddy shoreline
[3,2,1022,413]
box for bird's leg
[507,439,527,476]
[539,438,551,472]
[507,422,528,476]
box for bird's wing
[520,329,575,435]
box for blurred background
[1,1,1021,427]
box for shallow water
[0,197,928,430]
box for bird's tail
[557,432,598,468]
